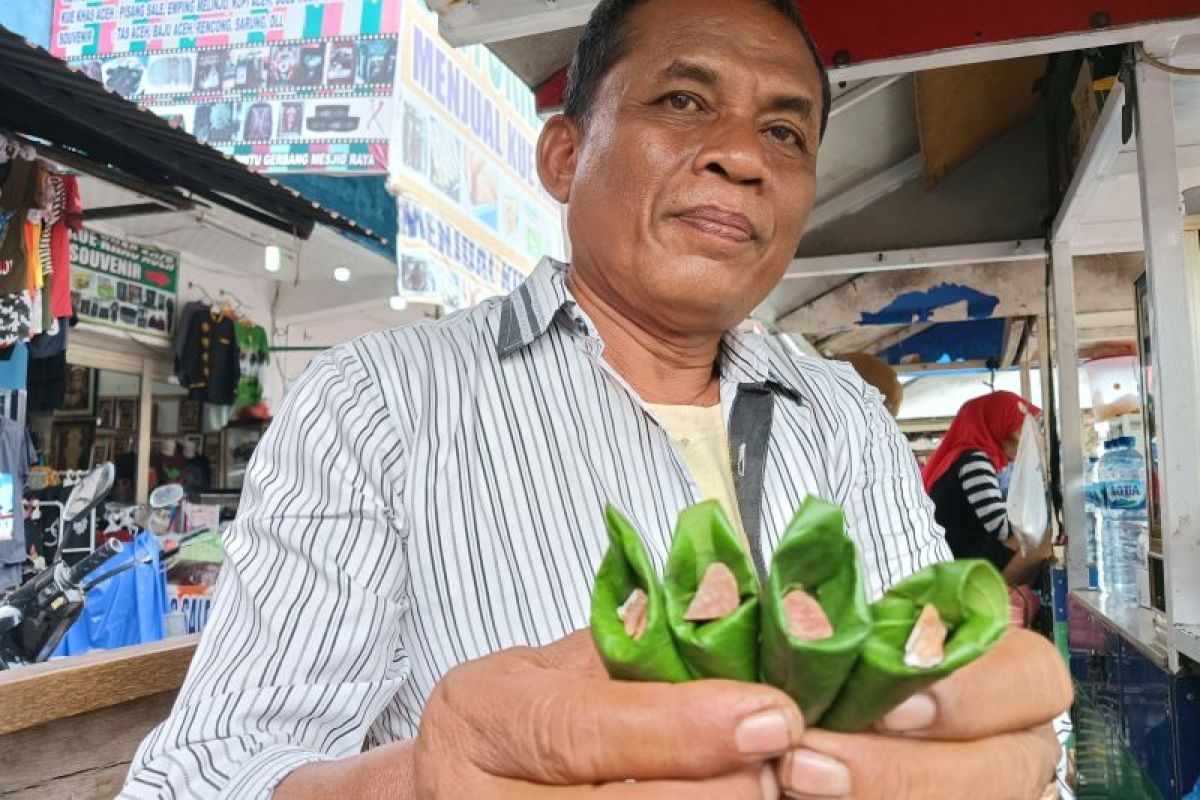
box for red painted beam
[534,67,569,115]
[801,0,1198,66]
[534,0,1200,112]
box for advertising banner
[388,6,563,308]
[50,0,400,173]
[70,227,180,339]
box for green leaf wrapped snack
[591,504,692,683]
[663,500,760,682]
[819,558,1009,732]
[760,497,871,723]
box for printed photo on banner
[143,53,195,94]
[279,103,303,137]
[357,38,397,84]
[428,117,462,203]
[225,47,269,92]
[102,55,146,98]
[326,39,357,86]
[194,50,226,94]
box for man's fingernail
[760,763,780,800]
[880,693,938,732]
[736,710,792,757]
[783,750,850,797]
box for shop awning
[0,25,385,244]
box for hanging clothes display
[0,157,42,282]
[27,316,69,413]
[49,174,80,319]
[176,306,241,405]
[0,390,35,592]
[234,320,269,411]
[0,136,79,348]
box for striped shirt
[959,452,1012,540]
[123,257,951,798]
[929,450,1015,571]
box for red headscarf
[921,391,1040,493]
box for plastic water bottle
[1097,437,1148,608]
[1083,456,1101,590]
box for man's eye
[666,92,696,111]
[766,125,802,147]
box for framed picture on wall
[51,421,95,471]
[155,399,181,435]
[115,398,138,432]
[97,398,116,430]
[204,437,221,476]
[59,366,95,417]
[179,400,202,433]
[90,439,112,467]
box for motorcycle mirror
[63,462,116,524]
[149,483,186,510]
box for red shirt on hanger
[49,174,80,319]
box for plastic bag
[52,531,167,657]
[1006,413,1048,556]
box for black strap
[728,382,774,583]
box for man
[125,1,1071,797]
[835,352,904,417]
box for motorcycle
[0,462,120,669]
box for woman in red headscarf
[922,391,1044,579]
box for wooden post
[135,359,153,504]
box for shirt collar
[496,257,572,359]
[497,257,801,397]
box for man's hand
[415,630,805,798]
[775,628,1073,799]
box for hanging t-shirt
[0,160,41,291]
[27,352,66,413]
[0,343,28,391]
[49,175,79,319]
[0,411,36,566]
[180,310,241,405]
[234,322,269,410]
[0,292,32,347]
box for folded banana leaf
[760,497,871,723]
[663,500,760,681]
[819,558,1009,732]
[591,504,692,683]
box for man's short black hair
[563,0,832,139]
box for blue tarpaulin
[52,532,166,657]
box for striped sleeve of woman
[921,391,1039,576]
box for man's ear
[537,114,581,204]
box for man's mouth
[674,206,756,244]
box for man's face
[543,0,823,334]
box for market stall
[0,23,406,649]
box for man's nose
[694,117,767,186]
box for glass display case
[210,420,268,490]
[1134,273,1166,611]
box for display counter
[1068,590,1200,799]
[0,635,197,798]
[1070,589,1168,668]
